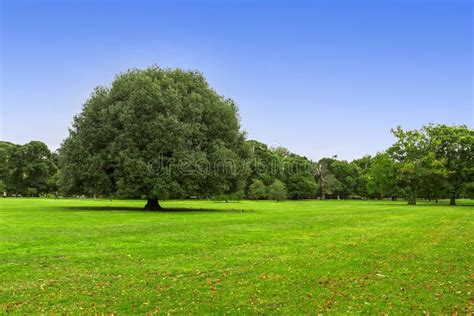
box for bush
[285,174,316,199]
[248,179,267,199]
[267,180,287,201]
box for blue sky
[1,0,472,161]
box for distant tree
[461,181,474,199]
[5,141,58,196]
[329,160,359,198]
[285,173,316,199]
[273,146,291,158]
[245,143,318,200]
[0,141,15,193]
[248,179,267,200]
[313,159,341,199]
[351,155,372,198]
[246,140,282,186]
[388,127,436,205]
[0,179,5,194]
[281,154,316,199]
[425,124,473,205]
[48,170,61,196]
[418,167,448,203]
[267,179,287,201]
[60,67,249,210]
[366,152,399,199]
[320,173,341,199]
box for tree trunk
[144,197,162,211]
[407,192,416,205]
[407,188,416,205]
[449,194,456,206]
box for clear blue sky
[1,0,472,161]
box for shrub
[267,180,287,201]
[248,179,267,199]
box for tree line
[2,125,471,205]
[1,67,472,208]
[244,124,473,206]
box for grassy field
[1,198,473,314]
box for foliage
[281,154,316,199]
[244,142,315,200]
[388,125,473,205]
[424,124,474,205]
[314,159,341,199]
[246,140,282,186]
[59,67,250,209]
[0,141,15,186]
[388,127,433,204]
[2,73,472,207]
[1,141,58,196]
[329,160,360,198]
[267,179,287,201]
[366,152,399,199]
[248,179,267,200]
[351,155,372,196]
[285,173,316,199]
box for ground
[0,198,473,314]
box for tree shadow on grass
[163,207,249,213]
[58,206,250,213]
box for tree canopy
[0,141,58,196]
[267,180,287,201]
[387,125,473,205]
[59,67,249,210]
[425,124,473,205]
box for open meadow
[1,198,473,314]
[2,1,473,314]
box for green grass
[1,198,473,314]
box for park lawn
[0,199,473,314]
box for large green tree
[388,126,441,205]
[60,67,249,210]
[425,124,473,205]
